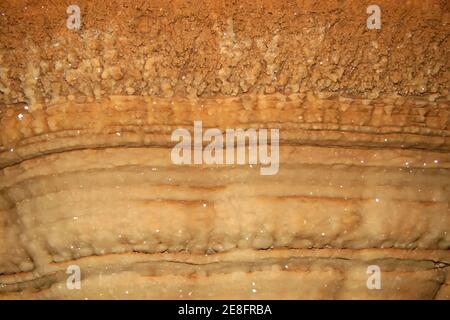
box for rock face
[0,0,449,299]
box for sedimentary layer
[1,249,449,299]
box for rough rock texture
[0,0,449,299]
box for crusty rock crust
[0,0,449,299]
[0,0,449,104]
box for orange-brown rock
[0,0,449,299]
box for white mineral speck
[17,113,24,120]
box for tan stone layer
[0,249,449,299]
[0,95,449,168]
[0,146,449,275]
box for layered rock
[0,0,449,299]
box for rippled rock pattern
[0,0,449,299]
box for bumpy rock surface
[0,0,449,299]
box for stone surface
[0,0,449,299]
